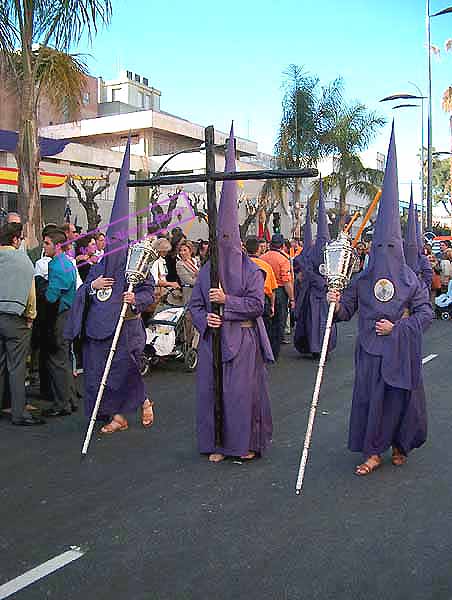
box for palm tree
[0,1,111,245]
[275,66,343,222]
[314,103,385,228]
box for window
[134,73,141,83]
[112,88,121,102]
[126,70,133,80]
[138,91,145,108]
[144,94,151,109]
[143,77,149,87]
[82,92,90,105]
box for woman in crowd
[176,240,199,345]
[75,235,98,282]
[94,232,106,259]
[150,237,182,310]
[176,240,199,304]
[196,239,209,266]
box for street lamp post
[426,2,452,230]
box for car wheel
[441,311,451,321]
[184,348,198,372]
[139,356,150,377]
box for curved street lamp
[426,1,452,231]
[380,92,426,224]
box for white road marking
[0,547,85,599]
[422,354,438,365]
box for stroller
[140,288,199,375]
[434,280,452,320]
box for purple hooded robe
[65,139,154,417]
[404,185,433,290]
[335,125,433,457]
[188,123,273,456]
[294,180,337,355]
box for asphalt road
[0,318,450,600]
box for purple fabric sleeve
[381,283,433,390]
[335,280,359,322]
[223,270,264,321]
[189,276,209,338]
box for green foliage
[431,156,451,215]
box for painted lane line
[0,547,85,599]
[422,354,438,365]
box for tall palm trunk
[15,3,40,248]
[338,179,347,229]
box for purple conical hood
[303,198,313,250]
[103,136,131,277]
[367,122,407,273]
[359,123,417,327]
[404,184,419,271]
[217,123,243,294]
[415,211,423,255]
[311,178,330,267]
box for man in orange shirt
[245,237,277,339]
[261,234,294,360]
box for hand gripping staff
[295,231,358,495]
[81,240,158,457]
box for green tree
[313,103,385,228]
[432,155,451,215]
[0,1,111,245]
[274,65,343,233]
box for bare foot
[392,447,407,466]
[141,398,155,428]
[355,454,381,476]
[208,453,225,463]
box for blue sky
[79,0,452,205]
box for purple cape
[189,256,273,455]
[65,261,154,416]
[336,276,432,455]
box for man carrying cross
[189,125,274,463]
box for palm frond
[442,86,452,113]
[42,0,112,50]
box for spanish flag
[0,167,67,189]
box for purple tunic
[336,275,433,456]
[65,256,154,417]
[189,256,273,456]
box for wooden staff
[343,211,361,235]
[81,283,133,456]
[352,191,381,247]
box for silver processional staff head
[323,232,358,292]
[125,239,159,286]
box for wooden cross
[128,125,318,447]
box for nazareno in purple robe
[294,180,337,356]
[334,124,433,458]
[65,254,154,417]
[189,255,274,456]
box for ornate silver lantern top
[323,232,358,291]
[125,239,159,286]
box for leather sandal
[100,416,128,434]
[208,453,225,463]
[355,455,382,476]
[141,399,155,428]
[392,447,407,466]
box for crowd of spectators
[1,208,448,427]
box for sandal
[355,455,382,476]
[208,453,225,463]
[141,399,155,428]
[392,447,407,466]
[238,452,257,462]
[100,416,128,434]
